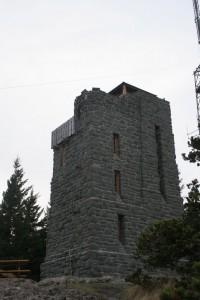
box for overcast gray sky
[0,0,199,208]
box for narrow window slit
[114,170,121,195]
[113,133,119,157]
[155,125,165,198]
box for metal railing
[51,117,75,148]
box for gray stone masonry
[41,82,183,279]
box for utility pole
[192,0,200,134]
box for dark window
[60,143,65,166]
[155,126,165,197]
[113,133,119,157]
[114,170,121,195]
[118,214,125,244]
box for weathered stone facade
[41,82,183,279]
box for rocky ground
[0,276,130,300]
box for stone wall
[41,82,183,279]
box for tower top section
[51,82,157,149]
[109,81,156,97]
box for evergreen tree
[0,158,31,258]
[21,189,43,255]
[136,136,200,271]
[0,158,47,280]
[182,136,200,166]
[135,135,200,298]
[22,190,46,281]
[28,207,48,281]
[136,179,200,270]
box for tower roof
[109,82,156,97]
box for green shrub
[159,288,175,300]
[192,262,200,277]
[125,268,152,289]
[192,278,200,292]
[125,268,143,285]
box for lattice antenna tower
[193,0,200,134]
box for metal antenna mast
[193,0,200,134]
[193,0,200,43]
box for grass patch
[123,285,161,300]
[125,270,176,300]
[68,282,107,300]
[68,278,175,300]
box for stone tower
[41,82,182,279]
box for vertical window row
[113,135,125,244]
[155,125,165,197]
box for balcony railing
[51,117,75,148]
